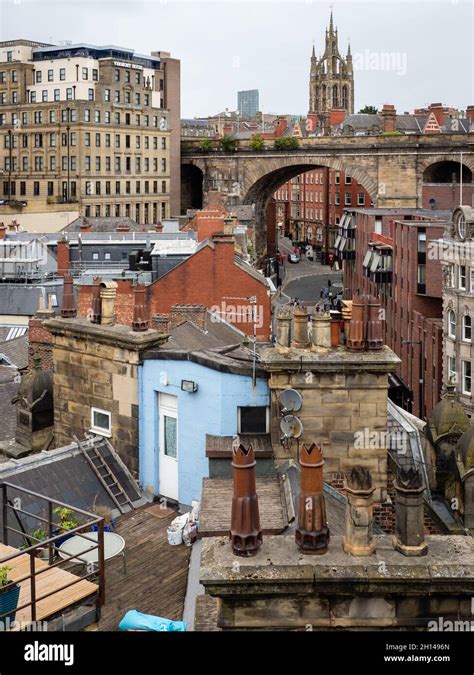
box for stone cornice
[260,345,401,373]
[44,317,169,352]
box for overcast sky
[1,0,473,118]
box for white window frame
[448,355,457,385]
[237,406,270,435]
[459,265,466,290]
[448,309,456,338]
[462,360,472,395]
[90,407,112,437]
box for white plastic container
[167,526,183,546]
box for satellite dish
[279,389,303,413]
[280,415,304,439]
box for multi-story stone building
[0,39,180,224]
[439,205,474,416]
[309,11,354,116]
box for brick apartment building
[274,168,373,260]
[338,207,450,419]
[0,39,180,223]
[76,232,273,342]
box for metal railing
[0,482,105,626]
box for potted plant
[92,505,115,533]
[0,566,20,628]
[53,507,80,547]
[20,527,49,560]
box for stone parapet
[199,534,474,630]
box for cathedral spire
[347,41,352,58]
[329,8,334,33]
[312,42,316,59]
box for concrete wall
[139,357,269,506]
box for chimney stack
[291,306,309,349]
[60,274,77,318]
[90,277,102,324]
[311,310,331,349]
[342,467,376,556]
[381,104,397,133]
[153,313,170,333]
[366,295,384,350]
[393,468,428,556]
[0,223,6,240]
[295,443,330,554]
[346,294,367,351]
[466,105,474,123]
[99,281,118,326]
[275,306,292,349]
[230,442,262,557]
[132,284,149,332]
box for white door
[158,393,179,502]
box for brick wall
[28,316,54,370]
[78,235,272,341]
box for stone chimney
[60,274,77,318]
[311,310,331,349]
[0,223,6,240]
[275,307,292,349]
[230,442,262,557]
[466,105,474,123]
[170,304,207,330]
[393,468,428,557]
[291,306,309,349]
[155,224,163,233]
[90,277,102,324]
[295,443,330,555]
[8,220,18,233]
[99,281,118,326]
[342,467,376,556]
[381,104,397,133]
[132,284,149,332]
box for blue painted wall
[139,358,269,506]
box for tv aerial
[279,388,303,414]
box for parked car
[287,252,300,264]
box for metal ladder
[75,436,134,514]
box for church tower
[309,11,354,115]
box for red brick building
[274,168,373,261]
[78,232,272,341]
[338,207,449,418]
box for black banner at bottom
[0,631,472,674]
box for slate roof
[0,334,29,369]
[0,282,64,316]
[0,364,18,447]
[63,217,148,233]
[166,312,244,351]
[0,436,143,546]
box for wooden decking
[199,476,289,537]
[0,543,97,625]
[95,506,191,630]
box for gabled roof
[0,334,29,370]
